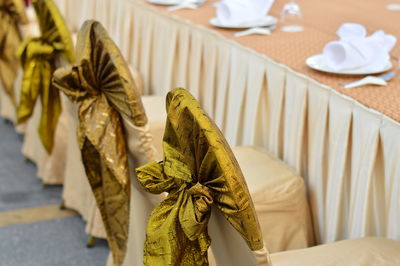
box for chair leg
[86,235,96,248]
[59,199,66,210]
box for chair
[54,22,165,244]
[128,88,268,265]
[117,93,313,265]
[0,0,27,123]
[209,206,400,265]
[60,76,165,244]
[52,20,165,265]
[16,0,74,184]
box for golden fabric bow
[136,88,264,266]
[17,0,74,153]
[52,20,148,266]
[0,0,27,106]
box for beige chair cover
[232,146,314,252]
[22,92,69,184]
[207,146,314,265]
[106,104,166,265]
[270,237,400,266]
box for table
[55,0,400,245]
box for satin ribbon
[136,88,264,265]
[17,37,62,152]
[0,0,27,106]
[52,20,147,266]
[17,0,74,153]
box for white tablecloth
[54,0,400,245]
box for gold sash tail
[17,0,74,153]
[136,88,264,265]
[52,20,147,266]
[0,0,27,106]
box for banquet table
[55,0,400,245]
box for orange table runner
[147,0,400,122]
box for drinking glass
[280,0,304,32]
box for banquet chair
[59,72,165,245]
[210,205,400,266]
[119,88,269,266]
[0,0,27,124]
[53,20,165,245]
[116,96,314,265]
[52,20,165,265]
[16,0,75,184]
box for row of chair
[2,0,400,265]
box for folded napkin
[215,0,274,25]
[323,23,396,71]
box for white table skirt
[55,0,400,245]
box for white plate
[209,16,277,29]
[148,0,181,5]
[306,54,392,75]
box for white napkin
[215,0,274,25]
[323,23,396,72]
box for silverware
[167,0,205,11]
[339,71,395,86]
[233,25,277,37]
[338,71,396,88]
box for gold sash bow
[0,0,27,106]
[52,20,147,266]
[137,88,264,265]
[17,0,74,153]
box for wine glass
[280,0,304,32]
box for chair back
[17,0,74,153]
[136,88,270,265]
[52,20,158,266]
[0,0,27,105]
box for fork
[339,71,396,89]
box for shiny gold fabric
[0,0,27,106]
[52,20,148,266]
[17,0,74,153]
[136,88,264,265]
